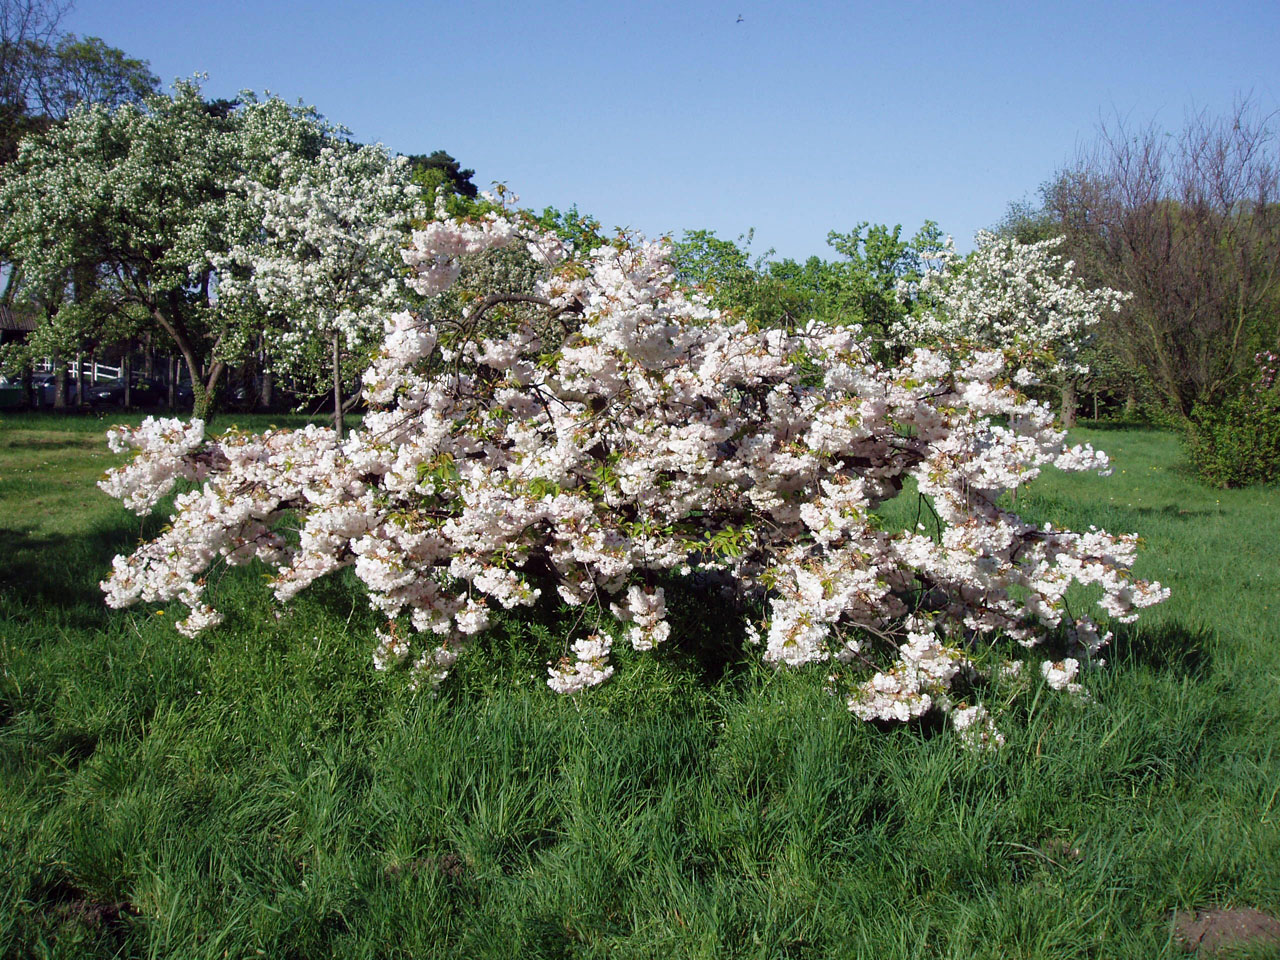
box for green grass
[1,412,1277,959]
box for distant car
[86,376,165,408]
[0,373,60,408]
[31,373,56,406]
[0,375,25,409]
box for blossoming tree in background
[217,142,425,437]
[899,231,1130,425]
[98,207,1168,749]
[0,80,333,420]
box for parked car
[86,375,165,408]
[0,375,25,409]
[0,373,60,408]
[31,372,57,406]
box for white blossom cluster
[401,211,523,297]
[99,212,1168,742]
[547,633,614,694]
[898,231,1130,378]
[216,141,425,378]
[952,703,1005,752]
[100,417,210,515]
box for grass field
[1,411,1277,959]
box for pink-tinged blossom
[952,704,1005,752]
[99,417,209,515]
[1041,657,1082,693]
[547,633,614,694]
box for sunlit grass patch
[0,414,1276,958]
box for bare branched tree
[1048,101,1280,417]
[0,0,72,138]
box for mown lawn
[1,412,1277,959]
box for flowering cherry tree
[98,210,1168,747]
[217,142,425,436]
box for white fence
[35,357,122,381]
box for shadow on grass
[0,517,163,632]
[22,866,137,951]
[1076,419,1170,433]
[0,435,102,451]
[0,410,133,433]
[1148,503,1212,518]
[660,573,755,685]
[1,409,347,433]
[1109,620,1214,680]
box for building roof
[0,305,37,332]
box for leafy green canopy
[669,221,946,347]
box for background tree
[32,33,157,119]
[219,142,424,437]
[527,204,607,255]
[0,1,156,406]
[903,232,1129,426]
[991,198,1061,245]
[0,0,69,158]
[992,197,1154,420]
[0,0,156,160]
[669,228,763,313]
[668,222,948,338]
[824,221,947,342]
[1047,102,1280,418]
[404,149,478,205]
[0,81,327,419]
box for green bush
[1186,387,1280,487]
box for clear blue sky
[66,0,1280,261]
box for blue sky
[66,0,1280,261]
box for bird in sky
[736,14,744,23]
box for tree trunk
[123,345,132,408]
[147,305,219,422]
[1060,379,1078,428]
[52,348,67,409]
[168,355,176,410]
[74,352,83,406]
[22,359,35,408]
[166,337,221,423]
[258,333,273,409]
[190,366,223,423]
[332,330,344,440]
